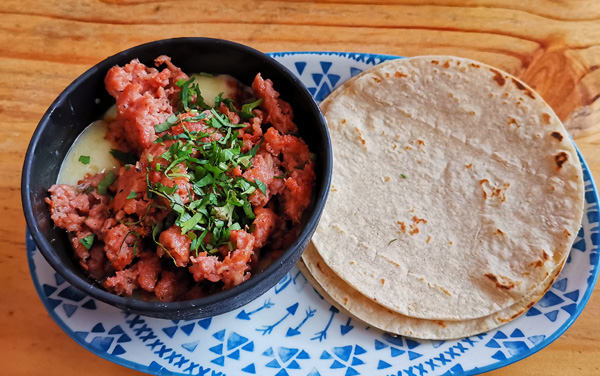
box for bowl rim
[21,37,332,315]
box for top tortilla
[312,56,584,321]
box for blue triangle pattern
[320,61,333,74]
[545,310,559,322]
[228,349,240,360]
[63,303,77,317]
[117,334,131,343]
[450,364,465,373]
[345,367,360,376]
[182,340,199,353]
[377,360,392,369]
[503,341,529,356]
[528,335,546,346]
[213,329,226,341]
[538,291,565,307]
[297,350,310,359]
[263,347,274,357]
[308,87,317,97]
[227,332,248,350]
[242,363,256,374]
[198,318,212,329]
[89,336,113,353]
[266,359,281,368]
[374,340,388,350]
[351,357,365,366]
[408,351,422,360]
[390,348,405,357]
[350,67,363,77]
[384,333,404,346]
[171,320,180,324]
[294,62,307,75]
[42,284,57,297]
[327,74,341,87]
[54,273,65,286]
[275,369,289,376]
[242,341,254,352]
[288,360,301,369]
[211,356,225,367]
[510,329,525,338]
[331,360,346,369]
[526,307,542,316]
[491,351,507,361]
[58,286,86,302]
[111,345,126,356]
[333,345,352,362]
[307,368,322,376]
[209,343,223,355]
[162,326,178,338]
[81,299,97,310]
[572,239,586,252]
[278,347,299,363]
[587,210,599,227]
[312,74,323,86]
[108,325,124,335]
[561,303,577,316]
[181,323,195,336]
[565,290,580,302]
[354,345,367,355]
[47,298,62,310]
[432,341,446,348]
[148,361,164,371]
[92,323,105,333]
[493,331,508,339]
[553,278,568,292]
[315,83,332,102]
[405,339,420,349]
[320,350,332,359]
[485,339,501,348]
[74,331,88,341]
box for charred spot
[529,260,544,268]
[341,119,347,124]
[470,63,480,68]
[527,301,535,309]
[555,152,568,168]
[436,320,447,328]
[511,78,535,98]
[398,221,407,233]
[394,71,407,78]
[431,60,439,65]
[385,72,390,78]
[372,77,382,83]
[412,216,427,224]
[426,236,432,243]
[443,61,450,68]
[417,139,425,146]
[490,69,505,86]
[542,113,552,124]
[381,278,385,286]
[551,132,563,141]
[542,250,550,260]
[510,310,525,320]
[484,273,515,290]
[494,229,504,235]
[409,227,420,235]
[465,163,473,169]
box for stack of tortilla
[301,56,585,340]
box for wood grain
[1,1,599,375]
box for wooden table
[2,1,599,375]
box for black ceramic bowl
[22,38,332,320]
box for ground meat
[104,265,139,296]
[104,223,138,270]
[154,270,189,302]
[252,207,278,250]
[243,151,285,206]
[263,127,311,171]
[46,185,86,232]
[86,245,113,280]
[283,165,315,223]
[136,252,162,292]
[111,165,149,216]
[252,73,297,135]
[158,225,191,267]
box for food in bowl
[303,55,584,339]
[45,55,315,301]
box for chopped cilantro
[401,174,407,179]
[78,155,90,165]
[240,98,263,119]
[126,190,137,200]
[110,149,137,165]
[388,239,397,245]
[97,171,116,195]
[80,235,94,250]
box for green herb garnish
[110,149,137,165]
[97,171,116,195]
[401,173,407,179]
[240,98,263,119]
[80,235,94,250]
[78,155,90,165]
[126,190,137,200]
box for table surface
[2,0,600,375]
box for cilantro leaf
[110,149,137,165]
[97,171,116,195]
[154,114,179,132]
[80,235,94,250]
[126,190,137,200]
[78,155,90,165]
[240,98,263,119]
[255,179,267,195]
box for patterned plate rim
[25,51,600,376]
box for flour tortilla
[300,242,565,339]
[312,56,584,321]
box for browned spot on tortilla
[393,144,398,150]
[438,286,452,296]
[551,132,563,141]
[409,208,415,213]
[373,297,378,302]
[385,72,390,78]
[372,77,381,83]
[465,163,473,169]
[384,176,391,182]
[470,63,480,68]
[480,179,489,185]
[409,227,420,235]
[443,61,450,68]
[431,60,439,65]
[504,182,510,188]
[507,118,518,127]
[405,145,413,150]
[341,119,346,124]
[511,78,535,98]
[412,216,427,224]
[488,93,494,98]
[449,241,453,245]
[381,278,385,286]
[426,236,432,243]
[564,229,571,238]
[350,261,355,265]
[494,229,504,235]
[355,127,366,146]
[394,71,407,78]
[555,152,568,168]
[509,309,526,321]
[551,185,556,191]
[527,301,536,309]
[417,139,425,146]
[542,250,550,260]
[484,273,516,290]
[503,92,510,98]
[398,221,407,233]
[469,111,476,116]
[343,297,348,305]
[529,260,544,268]
[435,320,447,328]
[490,69,506,86]
[483,191,487,199]
[542,113,552,124]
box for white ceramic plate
[27,52,600,376]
